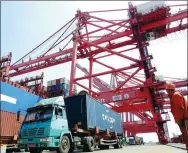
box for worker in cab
[166,83,188,150]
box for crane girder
[9,8,188,77]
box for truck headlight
[40,137,52,142]
[17,140,22,144]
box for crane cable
[42,17,77,56]
[12,17,76,66]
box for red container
[0,111,25,137]
[56,79,61,85]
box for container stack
[47,77,77,98]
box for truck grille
[22,128,45,137]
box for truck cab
[128,136,136,145]
[17,96,74,153]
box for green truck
[128,136,136,145]
[7,95,123,153]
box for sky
[1,1,187,143]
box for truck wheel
[114,139,120,149]
[59,136,70,153]
[83,137,89,152]
[88,137,94,152]
[83,136,94,152]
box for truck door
[51,106,69,134]
[56,107,69,131]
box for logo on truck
[102,114,115,124]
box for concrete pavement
[1,144,187,153]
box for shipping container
[47,88,69,98]
[56,78,61,84]
[0,111,24,136]
[1,81,43,114]
[47,81,52,86]
[46,77,77,98]
[47,78,76,89]
[47,86,51,91]
[60,77,70,84]
[51,80,56,86]
[0,111,25,144]
[65,95,122,134]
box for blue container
[51,85,56,90]
[51,85,59,91]
[55,84,61,89]
[64,95,123,135]
[0,81,43,114]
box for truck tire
[88,137,95,152]
[83,136,94,152]
[114,139,120,149]
[58,136,70,153]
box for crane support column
[128,2,167,144]
[89,57,93,96]
[69,13,81,96]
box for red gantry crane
[2,1,188,144]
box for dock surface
[1,144,187,153]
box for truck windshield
[24,107,53,122]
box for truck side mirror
[17,111,20,121]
